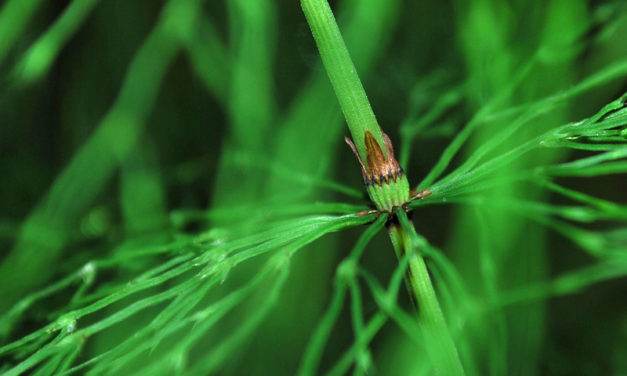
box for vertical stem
[301,0,384,161]
[300,1,461,371]
[388,211,465,375]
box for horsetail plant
[3,0,627,374]
[301,0,464,374]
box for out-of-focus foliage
[0,0,626,375]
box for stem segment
[389,210,465,375]
[301,1,463,373]
[301,0,384,161]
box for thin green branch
[326,252,415,376]
[496,260,627,308]
[298,216,385,376]
[347,278,373,376]
[418,59,627,191]
[417,58,538,189]
[399,84,464,169]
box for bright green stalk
[267,0,400,201]
[302,0,411,213]
[392,210,465,375]
[301,0,384,162]
[301,0,463,373]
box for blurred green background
[1,0,627,375]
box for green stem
[389,210,465,375]
[301,0,384,161]
[13,0,101,84]
[300,1,461,371]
